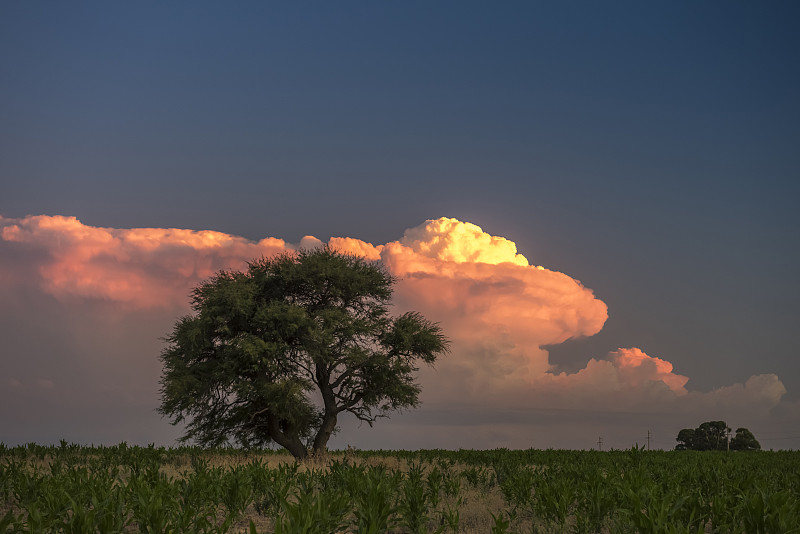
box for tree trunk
[282,437,308,460]
[268,417,308,460]
[312,411,338,456]
[313,365,339,457]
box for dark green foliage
[489,510,512,534]
[398,463,431,534]
[272,470,352,534]
[676,421,760,451]
[349,464,399,533]
[730,427,761,451]
[675,428,697,451]
[159,247,449,458]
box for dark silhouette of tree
[697,421,730,450]
[675,428,696,451]
[730,427,761,451]
[675,421,759,451]
[159,247,449,459]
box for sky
[1,2,799,451]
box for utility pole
[597,436,603,451]
[647,430,651,451]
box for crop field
[1,443,798,533]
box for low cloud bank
[0,215,791,447]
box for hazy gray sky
[2,2,798,450]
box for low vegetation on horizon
[2,442,799,533]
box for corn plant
[273,471,351,534]
[740,485,800,534]
[174,460,223,533]
[621,483,702,534]
[397,463,433,534]
[573,468,618,533]
[535,471,576,533]
[253,462,296,520]
[489,510,513,534]
[439,498,461,533]
[87,485,130,534]
[497,466,536,511]
[0,509,17,532]
[425,465,444,508]
[219,464,255,530]
[462,465,494,489]
[351,465,399,534]
[126,469,179,533]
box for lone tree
[159,247,449,459]
[675,421,760,451]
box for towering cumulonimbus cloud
[0,214,789,432]
[378,218,609,392]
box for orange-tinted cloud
[0,215,289,308]
[328,237,383,261]
[375,218,608,393]
[610,347,689,394]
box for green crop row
[1,442,798,533]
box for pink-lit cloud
[0,215,289,308]
[0,214,792,447]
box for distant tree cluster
[675,421,760,451]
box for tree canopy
[675,421,761,451]
[158,247,449,459]
[730,427,761,451]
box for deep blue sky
[2,2,799,449]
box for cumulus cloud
[399,217,529,266]
[328,237,382,261]
[0,215,289,308]
[0,214,792,447]
[374,218,608,395]
[537,347,689,402]
[299,235,325,250]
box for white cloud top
[400,217,530,266]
